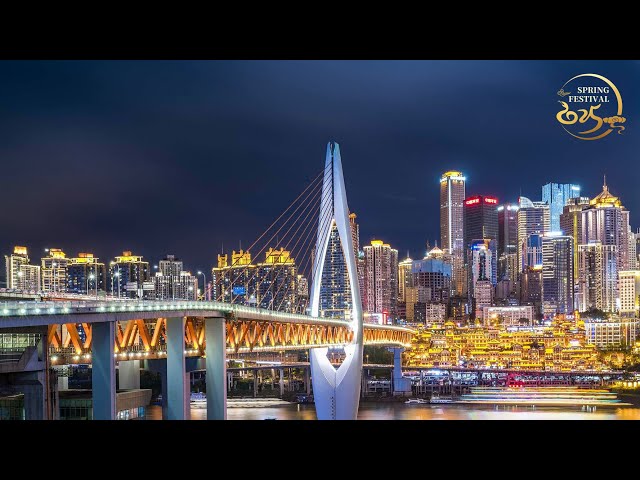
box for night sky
[0,60,638,276]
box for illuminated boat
[456,387,631,407]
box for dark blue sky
[0,60,638,273]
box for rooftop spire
[603,174,607,191]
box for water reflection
[146,403,640,420]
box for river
[145,395,640,420]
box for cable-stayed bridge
[0,142,414,420]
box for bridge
[0,299,412,362]
[0,141,416,421]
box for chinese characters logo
[556,73,626,141]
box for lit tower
[440,171,466,295]
[310,142,363,420]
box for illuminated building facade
[517,197,550,272]
[560,196,590,288]
[349,212,365,302]
[584,318,639,348]
[363,239,398,317]
[109,251,150,299]
[542,182,581,232]
[212,248,306,313]
[481,305,534,326]
[212,250,256,304]
[618,270,640,318]
[579,181,631,312]
[319,224,352,319]
[541,234,574,316]
[4,246,40,291]
[464,195,498,298]
[67,253,106,295]
[398,254,413,302]
[498,203,519,284]
[153,255,198,301]
[440,171,466,295]
[41,248,71,293]
[404,319,604,371]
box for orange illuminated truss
[47,317,413,365]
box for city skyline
[0,61,638,272]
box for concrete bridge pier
[118,360,141,390]
[92,321,116,420]
[392,348,412,395]
[167,317,189,420]
[205,317,226,420]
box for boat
[190,392,207,406]
[405,398,429,404]
[430,395,454,404]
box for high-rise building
[464,195,499,249]
[440,171,466,295]
[559,196,590,283]
[517,197,550,272]
[464,195,498,297]
[541,234,574,316]
[41,248,71,293]
[5,246,40,291]
[577,242,625,314]
[474,280,493,319]
[520,266,543,315]
[468,239,496,318]
[628,227,638,271]
[398,254,413,302]
[212,248,307,313]
[349,212,365,304]
[523,233,544,270]
[153,255,198,301]
[319,224,352,319]
[578,180,631,312]
[542,182,581,232]
[212,250,256,305]
[159,254,183,277]
[67,253,107,295]
[497,203,519,283]
[406,255,451,322]
[109,251,151,299]
[363,239,398,318]
[619,270,640,318]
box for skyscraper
[517,197,550,272]
[468,239,496,318]
[398,254,413,303]
[559,196,590,283]
[349,212,365,304]
[440,171,466,295]
[67,253,107,295]
[363,239,398,317]
[5,246,40,291]
[497,203,519,283]
[41,248,71,293]
[578,180,631,312]
[406,255,451,322]
[319,224,352,319]
[109,251,150,299]
[541,233,574,316]
[464,195,498,295]
[542,182,581,232]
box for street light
[197,271,207,301]
[88,273,96,299]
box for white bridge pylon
[309,142,363,420]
